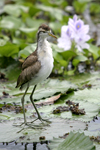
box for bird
[15,24,57,127]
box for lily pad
[1,79,77,103]
[68,88,100,105]
[65,71,100,88]
[0,118,86,143]
[38,100,99,122]
[0,79,99,122]
[49,132,95,150]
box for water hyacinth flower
[57,15,91,52]
[57,26,71,51]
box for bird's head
[37,24,57,40]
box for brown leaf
[36,94,61,105]
[18,59,24,63]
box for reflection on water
[0,142,49,150]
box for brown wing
[22,50,38,70]
[16,50,41,88]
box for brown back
[16,50,41,88]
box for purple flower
[57,26,71,51]
[57,14,91,52]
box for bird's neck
[37,37,50,53]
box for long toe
[13,122,25,127]
[40,118,51,124]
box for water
[0,142,49,150]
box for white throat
[37,37,53,57]
[37,37,48,52]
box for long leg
[30,85,42,119]
[21,85,29,124]
[30,85,51,123]
[15,84,42,131]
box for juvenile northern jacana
[16,24,57,127]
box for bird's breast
[29,41,54,86]
[38,47,54,80]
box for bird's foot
[14,122,43,133]
[13,121,42,128]
[30,116,51,125]
[13,122,25,127]
[13,117,51,133]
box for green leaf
[90,3,100,14]
[53,50,67,67]
[74,55,88,62]
[49,22,62,33]
[0,78,77,104]
[4,4,29,17]
[51,43,64,52]
[72,58,80,67]
[28,5,40,16]
[0,43,19,58]
[61,50,76,61]
[0,39,7,46]
[66,71,100,88]
[0,63,21,81]
[36,4,63,21]
[0,35,9,46]
[26,18,44,28]
[39,99,99,122]
[49,132,95,150]
[18,43,36,58]
[11,79,77,97]
[95,144,100,150]
[73,1,87,13]
[69,88,100,105]
[88,44,99,59]
[19,27,37,33]
[0,118,86,143]
[0,16,22,29]
[73,55,88,67]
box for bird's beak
[48,32,57,39]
